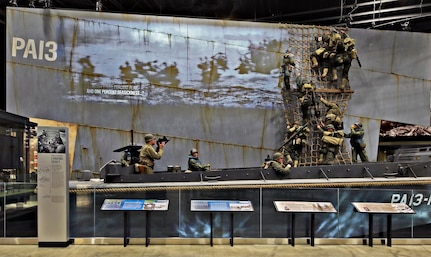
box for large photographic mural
[66,18,287,108]
[7,8,288,113]
[6,7,293,170]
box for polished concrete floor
[1,244,431,257]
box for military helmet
[190,148,198,155]
[326,124,335,130]
[354,122,363,128]
[343,37,356,47]
[331,32,341,41]
[273,152,284,160]
[144,133,155,143]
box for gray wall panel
[348,69,430,125]
[351,29,396,75]
[72,106,284,171]
[393,31,431,81]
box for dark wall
[1,6,5,110]
[68,186,431,239]
[0,134,20,176]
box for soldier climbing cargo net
[277,24,355,166]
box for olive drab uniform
[269,160,291,175]
[280,51,296,89]
[188,156,210,171]
[310,30,331,74]
[335,36,358,90]
[310,30,343,81]
[345,123,369,162]
[297,78,316,123]
[286,123,310,167]
[320,97,343,129]
[318,125,344,165]
[139,143,164,174]
[262,152,291,175]
[325,31,344,81]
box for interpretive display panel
[352,202,416,247]
[274,201,337,246]
[101,199,169,247]
[37,126,70,246]
[274,201,337,213]
[101,199,169,211]
[191,200,253,212]
[352,202,415,214]
[191,199,254,246]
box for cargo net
[278,24,355,166]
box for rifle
[356,55,362,68]
[311,89,321,120]
[277,121,310,152]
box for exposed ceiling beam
[289,3,430,25]
[350,3,431,18]
[277,0,399,18]
[351,12,431,26]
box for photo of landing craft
[77,56,181,94]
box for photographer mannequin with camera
[137,134,167,174]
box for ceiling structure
[1,0,431,32]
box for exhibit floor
[0,244,431,257]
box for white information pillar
[37,127,71,247]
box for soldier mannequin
[296,75,316,123]
[187,148,211,171]
[317,124,344,165]
[345,123,369,162]
[263,152,291,175]
[286,121,310,167]
[280,50,296,89]
[320,96,343,129]
[138,134,165,174]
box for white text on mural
[391,193,431,206]
[11,37,57,61]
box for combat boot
[331,69,338,81]
[311,56,319,69]
[318,154,324,164]
[321,68,329,79]
[341,78,348,90]
[286,154,293,165]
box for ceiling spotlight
[401,21,411,31]
[341,14,353,27]
[43,0,52,8]
[8,0,17,7]
[96,0,102,12]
